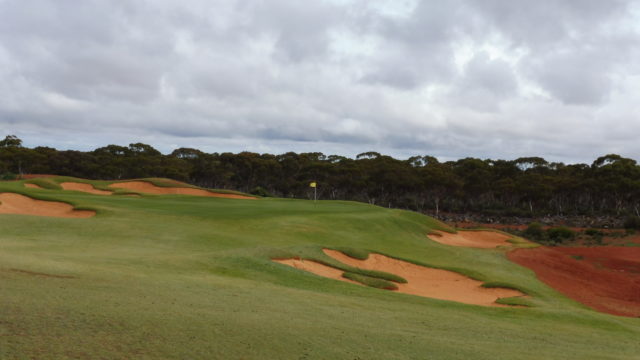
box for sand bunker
[61,182,112,195]
[109,181,255,199]
[273,258,360,285]
[509,246,640,317]
[0,193,94,218]
[24,183,43,189]
[324,249,524,306]
[428,230,514,248]
[275,250,524,307]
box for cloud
[0,0,639,163]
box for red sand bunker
[429,230,514,248]
[109,181,255,199]
[61,182,112,195]
[0,193,95,218]
[508,246,640,317]
[275,250,525,307]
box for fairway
[1,178,639,359]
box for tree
[0,135,22,148]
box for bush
[546,227,575,243]
[250,186,272,197]
[584,228,603,237]
[523,222,545,241]
[0,172,17,180]
[623,216,640,230]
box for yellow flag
[309,182,317,188]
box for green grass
[1,177,639,359]
[342,272,398,290]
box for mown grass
[0,177,639,359]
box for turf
[1,178,639,359]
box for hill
[1,177,639,359]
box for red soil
[508,246,640,317]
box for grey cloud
[1,0,640,163]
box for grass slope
[1,178,639,359]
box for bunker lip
[24,183,44,189]
[428,230,514,249]
[274,250,525,307]
[273,258,360,285]
[61,182,112,195]
[109,181,255,199]
[0,193,95,218]
[508,246,640,317]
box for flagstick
[314,183,317,202]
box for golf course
[1,177,639,359]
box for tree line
[1,135,639,219]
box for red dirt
[109,181,255,199]
[508,246,640,317]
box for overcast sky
[1,0,639,163]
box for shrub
[250,186,272,197]
[546,227,575,243]
[0,172,17,180]
[623,216,640,230]
[584,228,603,237]
[523,222,545,241]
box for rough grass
[1,178,640,359]
[342,272,398,290]
[24,178,62,190]
[332,246,370,260]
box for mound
[24,183,43,189]
[61,182,112,195]
[109,181,255,199]
[324,249,524,306]
[0,193,95,218]
[508,247,640,317]
[428,230,513,248]
[273,258,360,285]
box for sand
[274,250,525,307]
[0,193,95,218]
[428,230,514,248]
[324,249,524,306]
[109,181,255,199]
[508,246,640,317]
[24,183,44,189]
[61,182,112,195]
[273,258,360,285]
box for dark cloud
[0,0,639,162]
